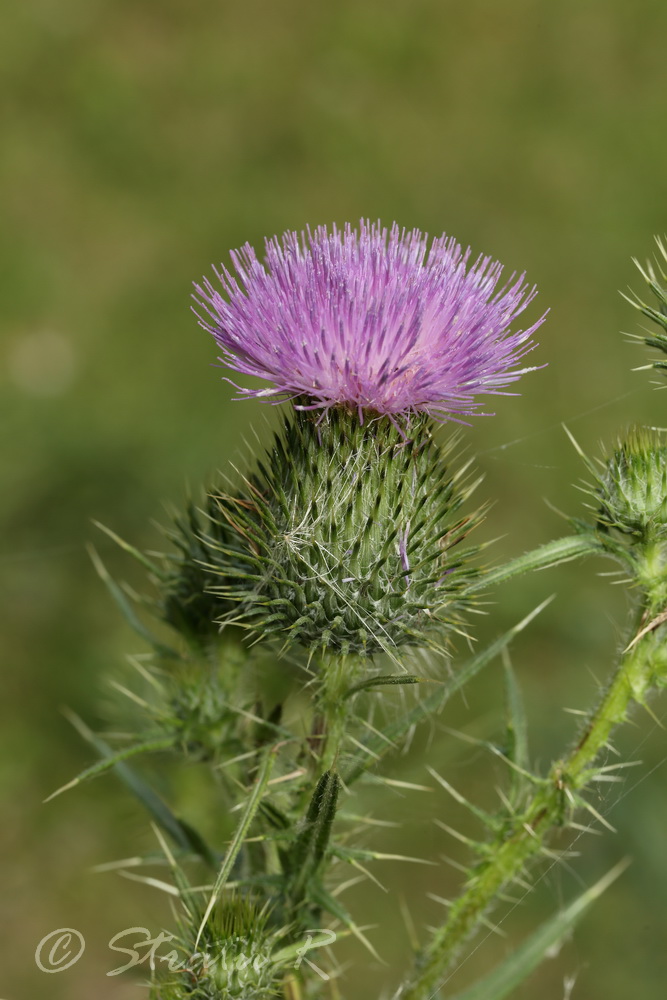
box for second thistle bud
[212,408,481,657]
[595,428,667,543]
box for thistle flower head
[194,221,546,421]
[215,408,482,657]
[158,660,247,762]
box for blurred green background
[2,1,667,997]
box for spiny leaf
[196,746,277,946]
[61,709,216,866]
[502,651,529,806]
[464,535,607,596]
[270,929,339,969]
[344,674,436,698]
[117,868,183,897]
[447,859,630,1000]
[427,766,498,831]
[343,598,554,785]
[44,735,175,802]
[310,884,383,963]
[88,545,180,659]
[333,845,435,866]
[92,520,169,580]
[286,770,340,904]
[150,823,197,919]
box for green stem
[400,585,667,1000]
[319,653,360,771]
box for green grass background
[2,1,667,997]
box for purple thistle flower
[193,221,546,422]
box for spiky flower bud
[151,898,287,999]
[595,428,667,542]
[210,408,481,657]
[157,656,248,762]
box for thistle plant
[53,223,667,999]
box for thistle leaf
[286,769,340,904]
[196,746,276,946]
[427,767,498,831]
[343,598,553,785]
[334,845,435,866]
[150,822,198,918]
[464,535,607,595]
[310,884,383,962]
[502,652,529,806]
[88,545,180,659]
[92,520,169,580]
[344,674,435,698]
[60,709,216,866]
[44,735,175,802]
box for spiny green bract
[160,496,248,641]
[627,236,667,371]
[209,408,481,656]
[595,428,667,542]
